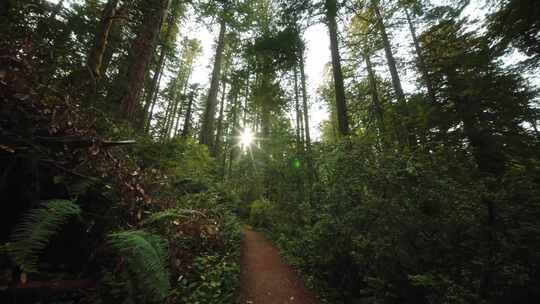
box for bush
[249,198,274,229]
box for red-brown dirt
[238,228,319,304]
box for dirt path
[238,228,319,304]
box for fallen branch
[5,279,95,293]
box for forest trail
[239,228,319,304]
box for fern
[108,230,170,302]
[8,199,81,273]
[141,210,178,227]
[141,208,202,227]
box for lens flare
[239,127,254,151]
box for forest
[0,0,539,303]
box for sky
[50,0,537,139]
[185,17,331,139]
[184,0,493,140]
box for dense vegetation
[1,0,539,303]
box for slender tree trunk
[373,2,405,104]
[214,82,228,156]
[405,8,437,104]
[364,51,384,134]
[181,91,195,137]
[87,0,119,82]
[299,54,312,151]
[173,68,193,136]
[142,45,166,129]
[161,76,178,139]
[119,0,169,122]
[228,90,241,178]
[373,1,415,147]
[299,54,316,189]
[293,67,303,149]
[144,61,165,132]
[243,74,250,124]
[325,0,349,136]
[200,17,227,149]
[166,91,181,139]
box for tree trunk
[373,2,405,104]
[364,51,384,134]
[325,0,349,136]
[214,82,228,156]
[293,67,303,149]
[405,8,437,104]
[200,17,227,149]
[173,68,193,136]
[142,45,166,129]
[373,1,415,147]
[144,61,165,132]
[227,89,241,178]
[299,53,316,189]
[119,0,169,122]
[87,0,119,82]
[165,90,181,139]
[160,76,178,139]
[181,91,195,137]
[299,53,312,151]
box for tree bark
[142,45,166,130]
[181,91,195,137]
[299,53,312,151]
[214,82,228,155]
[293,67,303,149]
[373,1,414,147]
[200,17,227,149]
[173,69,193,136]
[227,88,241,178]
[87,0,119,82]
[373,2,405,105]
[144,61,165,132]
[119,0,169,122]
[325,0,349,136]
[299,53,316,189]
[364,51,384,134]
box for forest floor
[238,228,319,304]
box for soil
[238,228,319,304]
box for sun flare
[239,127,254,151]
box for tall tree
[324,0,350,136]
[404,7,437,104]
[200,17,227,150]
[142,0,185,131]
[119,0,170,121]
[372,0,405,105]
[86,0,120,82]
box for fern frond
[8,199,81,273]
[141,210,178,227]
[141,208,202,227]
[108,230,170,302]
